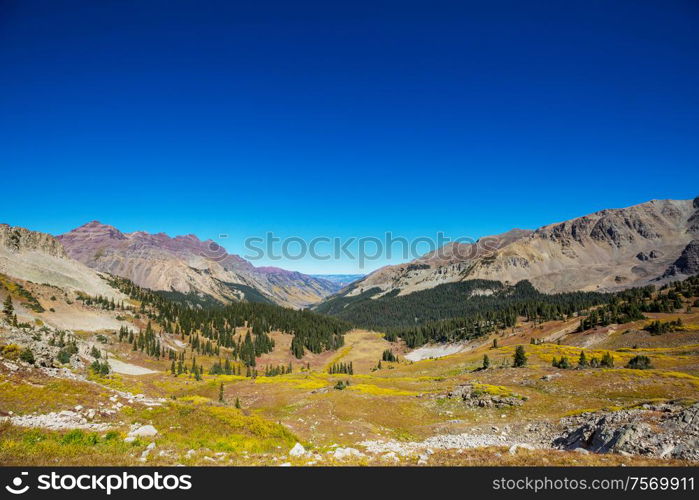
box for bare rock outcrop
[0,224,66,258]
[554,402,699,461]
[447,383,526,408]
[662,240,699,277]
[0,224,124,299]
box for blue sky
[1,0,698,273]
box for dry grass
[2,297,699,466]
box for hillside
[57,221,339,308]
[0,224,125,301]
[324,198,699,307]
[1,202,698,467]
[315,279,611,332]
[2,266,699,466]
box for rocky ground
[554,402,699,461]
[447,383,526,408]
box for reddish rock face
[57,221,339,308]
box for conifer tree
[513,345,527,367]
[601,351,614,368]
[3,295,13,321]
[578,350,588,368]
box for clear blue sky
[1,1,698,273]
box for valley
[1,197,699,466]
[1,270,698,466]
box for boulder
[129,425,158,438]
[289,443,306,457]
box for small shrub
[57,349,72,364]
[552,356,571,369]
[90,360,111,376]
[600,352,614,368]
[334,380,350,390]
[104,431,120,441]
[626,355,653,370]
[19,348,35,364]
[0,344,21,360]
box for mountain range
[55,221,341,308]
[1,197,697,313]
[323,197,699,305]
[309,274,365,287]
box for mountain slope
[57,222,338,308]
[0,224,124,299]
[323,198,699,305]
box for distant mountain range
[317,197,699,311]
[55,222,341,308]
[2,197,697,314]
[309,274,365,287]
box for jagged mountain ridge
[328,198,699,302]
[57,221,339,308]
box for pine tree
[578,350,588,368]
[482,354,490,370]
[218,383,224,403]
[513,345,527,367]
[235,397,241,409]
[3,295,13,322]
[626,355,652,370]
[601,351,614,368]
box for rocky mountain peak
[65,221,127,240]
[0,224,67,257]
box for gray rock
[554,403,699,461]
[289,443,306,457]
[129,424,158,437]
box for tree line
[104,275,351,366]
